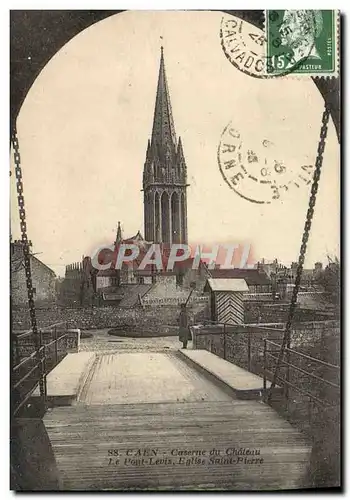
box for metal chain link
[11,127,46,402]
[268,104,331,400]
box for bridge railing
[11,321,69,417]
[263,338,340,433]
[191,321,284,371]
[191,321,340,435]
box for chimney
[257,261,265,274]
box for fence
[243,293,275,301]
[263,338,340,433]
[192,322,285,373]
[141,296,209,307]
[11,322,69,417]
[191,321,340,435]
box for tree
[316,256,340,306]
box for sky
[10,11,340,277]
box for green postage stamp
[220,10,339,78]
[266,10,337,75]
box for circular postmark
[217,122,314,204]
[220,11,319,78]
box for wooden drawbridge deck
[43,351,311,490]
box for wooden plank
[43,352,311,491]
[45,401,311,491]
[179,349,278,396]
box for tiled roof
[209,268,271,286]
[205,278,249,293]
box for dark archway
[180,192,186,244]
[144,191,152,241]
[161,191,170,243]
[154,191,160,243]
[171,192,180,244]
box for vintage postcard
[10,10,341,491]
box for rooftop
[204,278,249,293]
[209,268,271,286]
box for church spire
[151,47,177,159]
[115,221,122,245]
[143,49,188,245]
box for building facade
[209,268,272,294]
[143,47,188,244]
[60,256,97,306]
[11,240,56,306]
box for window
[176,273,184,286]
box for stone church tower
[143,48,188,244]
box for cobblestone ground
[79,329,190,353]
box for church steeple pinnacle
[115,221,123,245]
[177,136,184,160]
[151,47,177,159]
[145,139,152,161]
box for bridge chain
[268,104,331,400]
[11,127,46,404]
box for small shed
[204,278,249,324]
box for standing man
[178,303,191,349]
